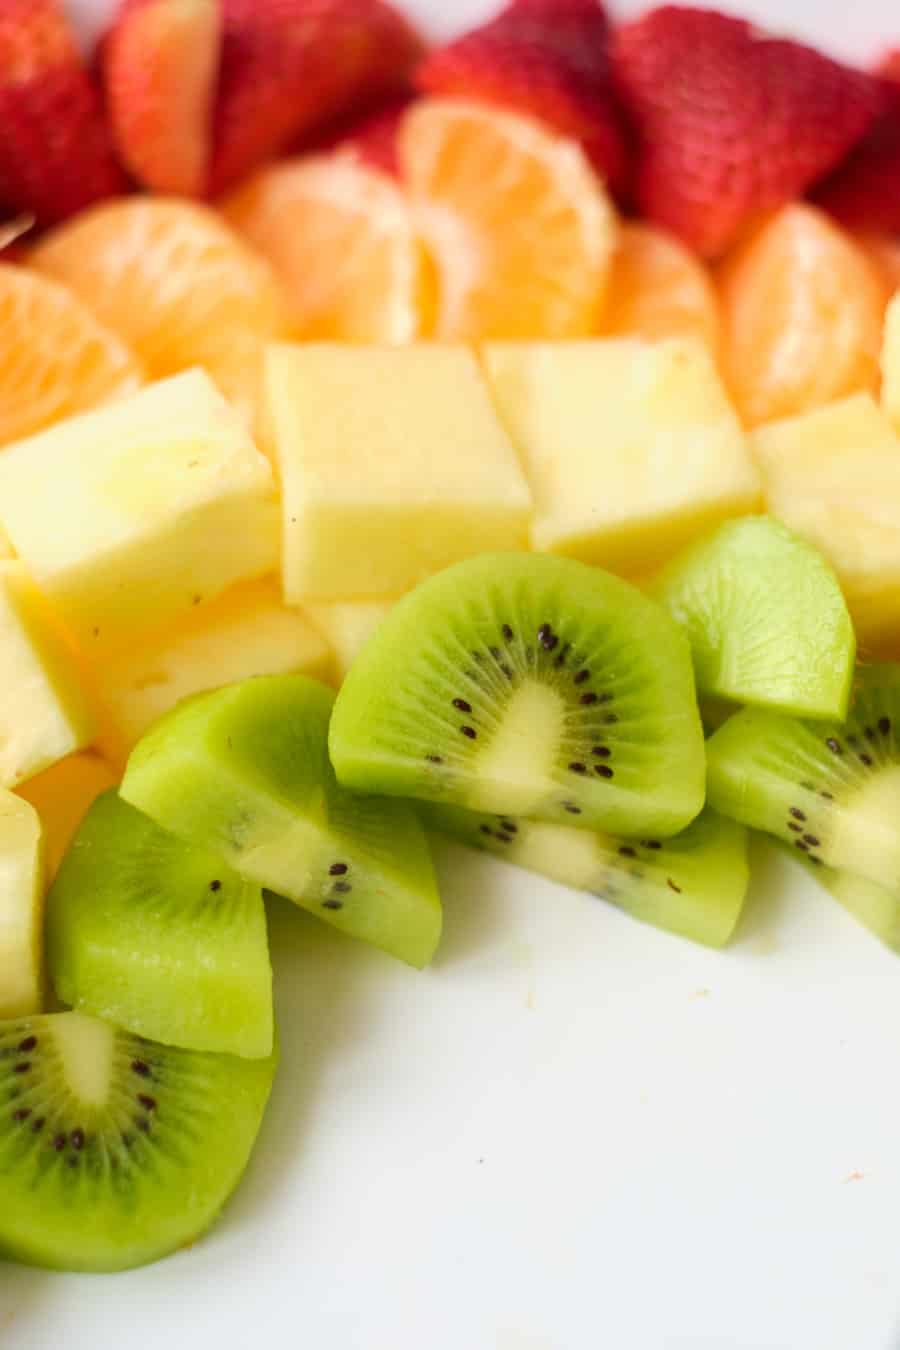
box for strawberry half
[415,0,629,196]
[307,94,415,176]
[814,54,900,235]
[102,0,222,197]
[0,0,126,224]
[613,6,881,258]
[208,0,424,196]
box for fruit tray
[3,0,900,1347]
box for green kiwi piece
[121,674,441,968]
[421,802,748,948]
[46,792,272,1059]
[707,663,900,890]
[655,517,855,720]
[791,849,900,953]
[0,1010,276,1271]
[329,554,706,837]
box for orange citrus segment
[598,222,720,352]
[717,204,886,427]
[30,197,286,426]
[399,98,616,339]
[222,152,430,342]
[0,262,141,448]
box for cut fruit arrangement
[5,0,900,1279]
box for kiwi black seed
[0,1011,276,1272]
[707,664,900,887]
[329,553,705,838]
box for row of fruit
[4,0,900,245]
[6,507,900,1272]
[3,326,900,791]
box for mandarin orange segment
[222,152,431,342]
[0,262,142,448]
[598,222,720,352]
[399,98,616,340]
[30,197,286,427]
[717,204,886,427]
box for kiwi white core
[50,1012,115,1107]
[467,680,564,815]
[830,765,900,877]
[507,821,606,890]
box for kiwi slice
[0,1010,276,1271]
[655,517,855,720]
[707,664,900,890]
[422,802,748,948]
[121,674,441,968]
[791,849,900,953]
[46,792,272,1059]
[329,554,706,837]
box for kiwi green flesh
[330,554,706,837]
[121,675,441,969]
[421,802,748,948]
[47,793,272,1059]
[706,664,900,891]
[0,1011,276,1272]
[655,517,855,720]
[789,848,900,953]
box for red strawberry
[209,0,424,196]
[814,55,900,234]
[0,214,34,260]
[613,6,881,258]
[102,0,222,196]
[307,94,415,176]
[415,0,629,196]
[0,0,126,225]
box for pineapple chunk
[0,791,45,1018]
[265,343,532,600]
[751,393,900,640]
[482,338,760,572]
[0,369,278,647]
[306,598,399,680]
[0,562,95,787]
[92,577,334,756]
[17,753,117,880]
[882,291,900,434]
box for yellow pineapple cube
[265,343,532,600]
[482,338,760,572]
[751,393,900,640]
[17,753,118,880]
[91,577,334,756]
[0,369,278,647]
[881,291,900,434]
[306,598,399,680]
[0,562,95,787]
[0,791,45,1017]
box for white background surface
[5,2,900,1348]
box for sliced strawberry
[0,0,126,225]
[613,6,880,258]
[308,94,415,176]
[209,0,423,196]
[814,56,900,234]
[416,0,629,196]
[0,214,34,260]
[102,0,221,197]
